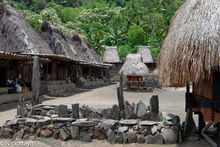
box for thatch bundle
[157,0,220,87]
[137,46,154,63]
[40,22,100,63]
[0,4,52,55]
[119,54,149,76]
[103,46,120,63]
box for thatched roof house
[0,4,52,55]
[40,22,101,64]
[119,54,149,76]
[103,46,120,63]
[157,0,220,87]
[137,46,154,63]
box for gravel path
[0,84,210,147]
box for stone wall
[0,97,181,144]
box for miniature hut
[157,0,220,145]
[119,54,149,89]
[137,46,156,71]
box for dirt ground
[0,84,211,147]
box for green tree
[128,25,146,48]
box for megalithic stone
[117,71,126,119]
[32,56,40,106]
[150,95,159,114]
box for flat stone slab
[6,119,18,126]
[36,117,51,125]
[43,105,57,110]
[72,120,98,127]
[52,118,76,123]
[30,115,44,120]
[119,119,138,125]
[25,118,37,125]
[139,121,161,126]
[101,119,118,130]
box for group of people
[7,76,23,94]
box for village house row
[0,4,157,104]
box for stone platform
[0,97,181,144]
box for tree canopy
[2,0,184,60]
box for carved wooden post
[32,56,40,106]
[117,71,125,119]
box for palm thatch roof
[157,0,220,87]
[119,54,149,76]
[0,4,52,55]
[40,22,101,63]
[103,46,120,63]
[137,46,154,63]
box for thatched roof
[103,46,120,63]
[0,4,52,55]
[40,22,101,63]
[157,0,220,87]
[137,46,154,63]
[119,54,149,76]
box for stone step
[47,83,76,91]
[0,87,9,95]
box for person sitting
[7,76,14,87]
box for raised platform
[40,80,77,97]
[0,92,32,105]
[81,80,106,89]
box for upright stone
[112,105,120,120]
[58,105,69,118]
[107,129,116,144]
[150,95,159,114]
[32,56,40,106]
[136,101,147,117]
[72,103,79,119]
[70,126,79,139]
[127,132,137,143]
[117,72,126,119]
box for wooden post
[32,56,40,106]
[117,71,125,119]
[183,82,196,137]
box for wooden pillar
[32,56,40,106]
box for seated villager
[7,76,14,87]
[8,81,17,94]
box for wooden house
[157,0,220,146]
[103,46,122,79]
[137,46,156,71]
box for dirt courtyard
[0,84,210,147]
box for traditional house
[119,54,149,89]
[157,0,220,145]
[0,4,111,102]
[103,46,122,79]
[40,22,110,89]
[137,46,156,71]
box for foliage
[128,25,146,48]
[6,0,184,60]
